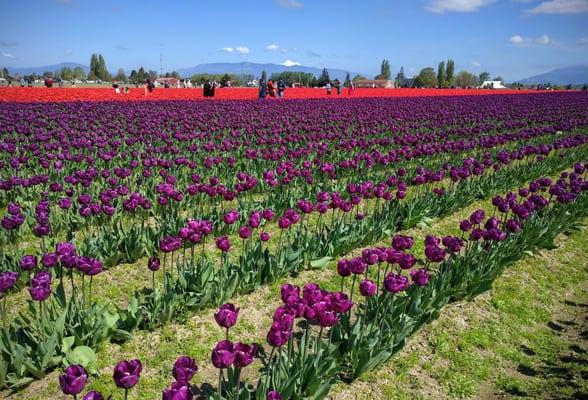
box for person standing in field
[267,79,276,97]
[277,79,286,98]
[335,79,341,95]
[348,81,355,96]
[326,82,332,95]
[259,79,267,99]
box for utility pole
[160,52,163,78]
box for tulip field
[1,90,588,399]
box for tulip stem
[226,327,229,341]
[89,276,93,307]
[124,388,128,400]
[218,368,223,400]
[152,270,156,291]
[81,273,85,309]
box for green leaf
[309,256,333,269]
[61,336,75,355]
[65,346,97,371]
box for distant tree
[493,76,504,83]
[170,71,180,79]
[87,71,97,81]
[395,66,406,87]
[455,70,478,88]
[437,61,446,87]
[73,66,85,80]
[42,71,54,78]
[89,54,98,76]
[270,71,315,86]
[60,67,73,81]
[376,59,391,80]
[260,70,267,83]
[415,67,437,88]
[114,68,127,82]
[344,72,351,87]
[352,74,367,82]
[89,53,110,81]
[318,68,330,86]
[148,70,158,80]
[445,59,455,86]
[129,69,138,82]
[137,67,146,82]
[478,71,490,85]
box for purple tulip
[410,268,431,286]
[211,340,235,368]
[172,356,198,384]
[392,235,414,251]
[29,271,51,301]
[148,256,161,272]
[59,364,88,396]
[359,279,377,297]
[280,284,300,303]
[425,245,445,263]
[162,382,192,400]
[82,391,104,400]
[214,303,239,329]
[267,391,283,400]
[267,328,291,348]
[233,342,256,367]
[113,359,142,389]
[260,231,270,242]
[215,236,231,252]
[384,273,410,293]
[238,226,252,239]
[41,252,58,268]
[0,271,19,294]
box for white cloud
[276,0,303,8]
[64,48,73,56]
[579,37,588,44]
[236,46,250,55]
[527,0,588,14]
[282,60,301,67]
[426,0,494,13]
[509,35,525,44]
[265,44,280,51]
[222,47,234,53]
[509,34,556,46]
[534,34,551,45]
[1,52,15,58]
[471,60,482,67]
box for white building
[478,80,507,89]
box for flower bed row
[0,87,555,103]
[44,164,588,399]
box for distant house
[399,78,415,88]
[478,80,507,89]
[354,79,395,88]
[155,77,180,88]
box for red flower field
[0,86,557,102]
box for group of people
[203,80,217,97]
[325,79,354,95]
[259,79,286,99]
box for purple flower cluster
[1,202,25,230]
[162,356,198,400]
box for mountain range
[518,66,588,85]
[6,62,364,81]
[176,62,365,81]
[6,62,89,76]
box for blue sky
[1,0,587,80]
